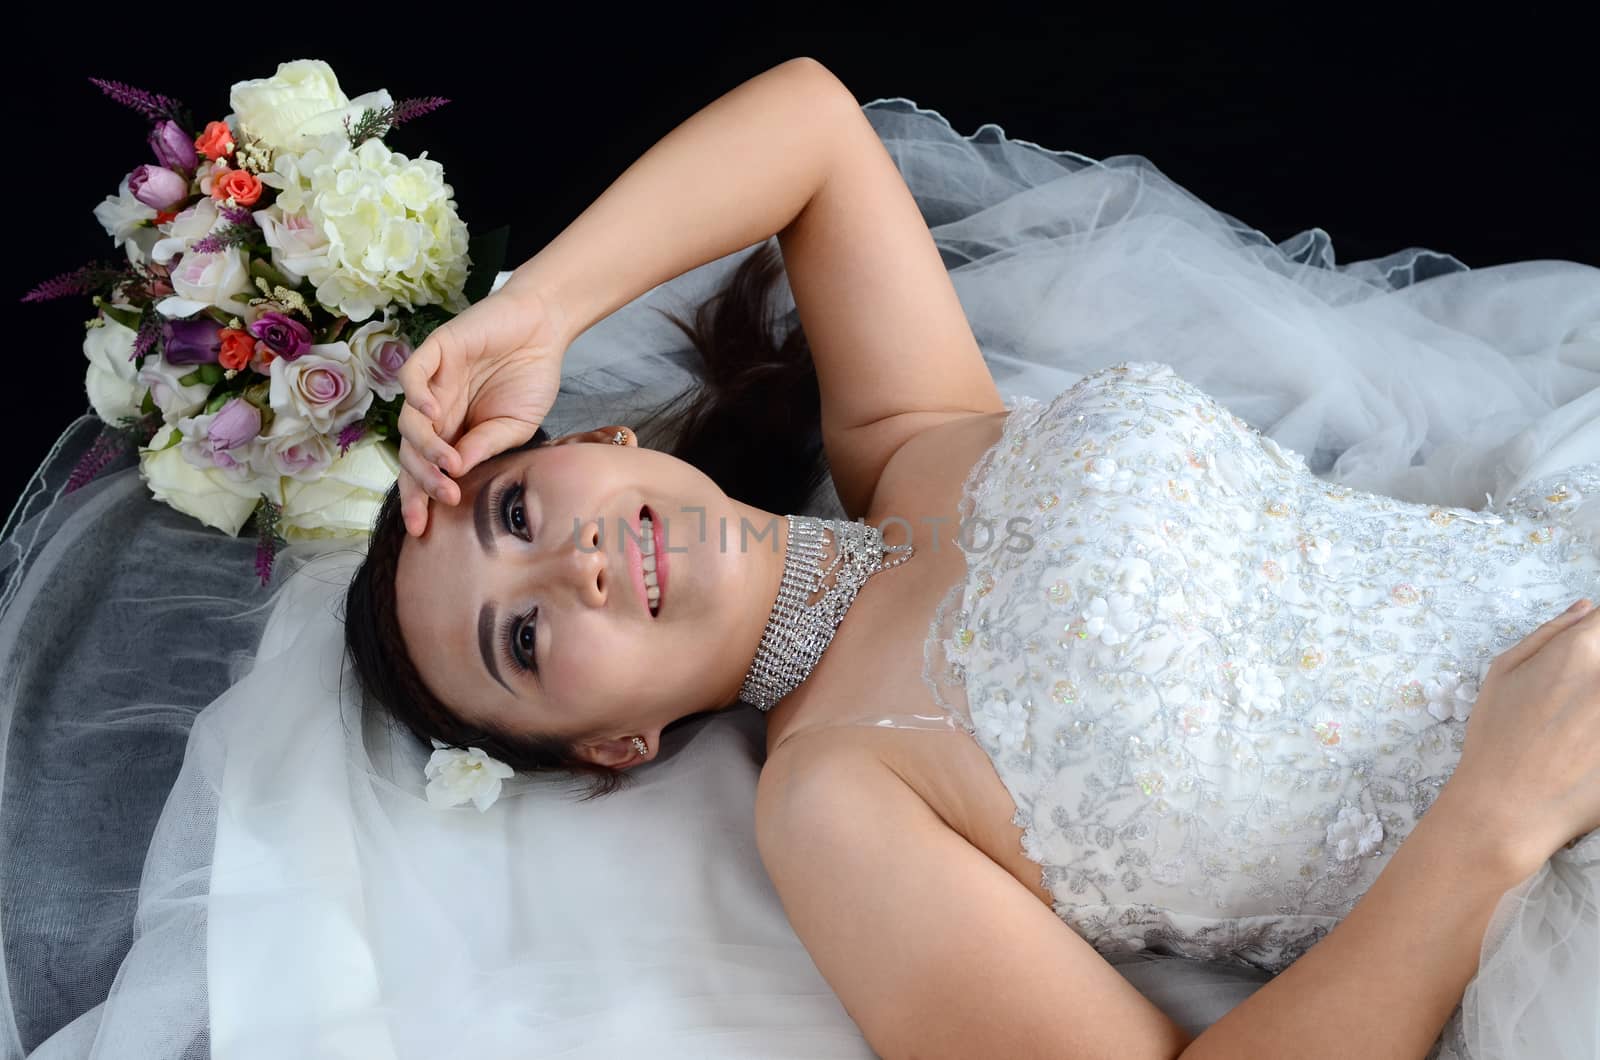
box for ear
[546,425,636,448]
[578,731,656,769]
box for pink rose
[267,341,373,434]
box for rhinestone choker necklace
[738,515,913,711]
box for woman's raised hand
[1441,598,1600,877]
[396,279,568,537]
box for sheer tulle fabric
[3,97,1596,1057]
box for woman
[344,58,1600,1058]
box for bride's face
[394,431,782,765]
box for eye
[493,477,538,674]
[502,606,539,674]
[499,481,530,539]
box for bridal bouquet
[24,60,507,583]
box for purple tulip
[209,398,261,450]
[149,120,198,171]
[162,318,221,365]
[128,164,190,210]
[248,312,313,361]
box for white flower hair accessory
[425,738,514,812]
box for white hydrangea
[977,697,1030,753]
[424,739,514,812]
[259,133,471,321]
[1424,671,1478,723]
[1326,804,1384,860]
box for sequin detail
[921,360,1600,974]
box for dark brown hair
[343,240,825,800]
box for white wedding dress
[5,97,1598,1058]
[924,360,1600,1057]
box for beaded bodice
[922,360,1600,972]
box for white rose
[82,315,145,424]
[268,342,373,433]
[424,739,514,812]
[228,59,393,154]
[252,204,332,285]
[152,198,221,266]
[259,416,336,482]
[345,315,412,401]
[93,174,157,252]
[279,435,400,539]
[138,424,269,536]
[136,353,211,421]
[158,247,253,320]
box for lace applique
[924,359,1600,975]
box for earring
[611,430,628,446]
[631,736,648,756]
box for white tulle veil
[3,97,1596,1058]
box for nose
[515,517,609,608]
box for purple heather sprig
[190,225,254,254]
[254,495,288,587]
[20,261,129,304]
[191,204,260,254]
[64,413,162,494]
[343,96,452,147]
[65,426,131,495]
[87,77,193,130]
[218,203,255,225]
[131,311,162,363]
[337,421,367,455]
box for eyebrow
[478,602,513,695]
[473,472,514,695]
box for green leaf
[99,303,142,331]
[140,389,156,415]
[462,224,511,305]
[177,369,203,387]
[197,363,224,386]
[248,257,294,291]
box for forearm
[500,57,848,345]
[1179,789,1536,1060]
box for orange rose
[194,121,236,161]
[210,169,263,207]
[218,328,255,371]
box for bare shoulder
[753,729,1190,1059]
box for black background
[8,11,1595,519]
